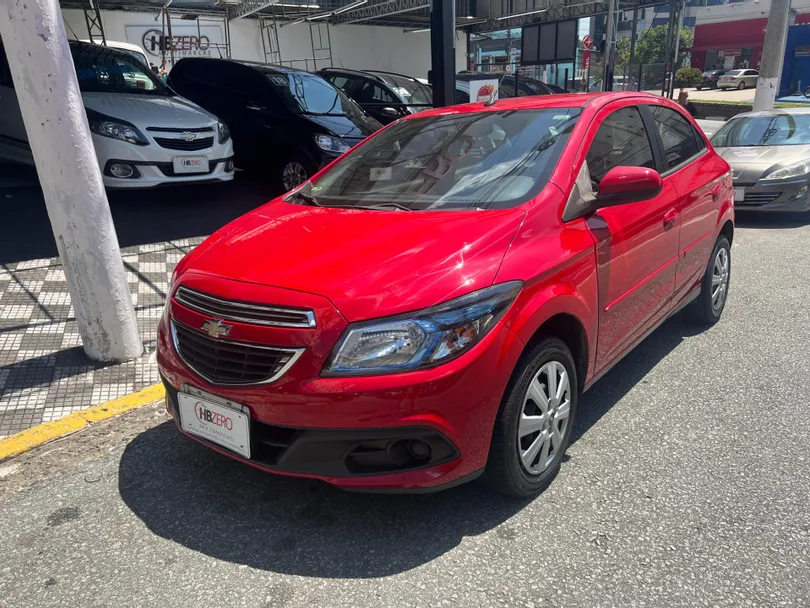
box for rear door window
[648,105,702,170]
[586,106,657,186]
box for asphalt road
[2,213,810,608]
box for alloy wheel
[517,361,571,475]
[711,246,730,312]
[282,161,308,191]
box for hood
[304,113,381,144]
[181,202,526,322]
[716,145,810,180]
[82,92,218,129]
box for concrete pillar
[602,0,617,91]
[753,0,791,112]
[0,0,143,362]
[430,0,455,107]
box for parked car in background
[318,68,432,125]
[454,73,556,103]
[169,59,381,191]
[695,69,726,90]
[157,92,733,497]
[711,108,810,212]
[0,41,234,188]
[718,69,758,90]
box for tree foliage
[616,25,694,66]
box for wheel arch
[524,313,589,391]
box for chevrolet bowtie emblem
[182,132,197,141]
[202,319,232,339]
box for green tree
[616,25,694,66]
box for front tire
[689,235,731,325]
[483,338,578,498]
[737,81,745,90]
[280,158,314,192]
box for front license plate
[178,392,251,458]
[173,156,210,174]
[734,187,745,202]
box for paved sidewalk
[0,238,204,438]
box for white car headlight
[324,282,523,375]
[217,121,231,144]
[314,134,351,155]
[763,160,810,180]
[86,108,148,146]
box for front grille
[174,286,316,328]
[146,126,214,133]
[170,320,303,386]
[742,191,781,205]
[154,137,214,151]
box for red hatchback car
[157,92,733,497]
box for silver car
[710,109,810,212]
[717,69,759,90]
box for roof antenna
[484,95,498,107]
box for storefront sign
[125,24,225,65]
[469,79,499,103]
[583,49,591,70]
[721,49,742,57]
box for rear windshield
[380,73,433,107]
[71,44,169,95]
[306,108,581,211]
[264,71,362,117]
[712,114,810,147]
[725,70,743,76]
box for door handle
[663,209,677,231]
[711,184,722,202]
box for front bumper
[157,315,524,492]
[734,178,810,212]
[92,133,235,189]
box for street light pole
[0,0,143,363]
[753,0,791,112]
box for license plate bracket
[173,156,210,174]
[734,187,745,202]
[178,388,251,458]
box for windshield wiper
[291,192,413,212]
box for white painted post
[0,0,143,362]
[753,0,791,112]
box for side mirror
[596,166,663,208]
[380,107,400,118]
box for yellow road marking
[0,383,165,461]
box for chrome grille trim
[742,191,781,204]
[170,320,304,386]
[174,286,316,328]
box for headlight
[763,160,810,180]
[217,121,230,144]
[325,282,523,375]
[86,109,148,146]
[314,134,351,155]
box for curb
[0,383,166,461]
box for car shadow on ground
[0,164,278,264]
[118,312,703,578]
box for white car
[0,40,234,188]
[80,39,150,69]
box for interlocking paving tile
[0,239,194,438]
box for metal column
[430,0,455,107]
[667,0,685,99]
[601,0,618,91]
[83,0,106,45]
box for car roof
[730,107,810,118]
[78,39,147,55]
[410,91,664,118]
[175,57,311,75]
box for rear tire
[688,235,731,325]
[483,338,578,498]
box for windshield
[114,48,150,69]
[72,44,169,95]
[711,114,810,147]
[726,70,742,76]
[306,108,581,211]
[381,74,433,106]
[265,71,362,117]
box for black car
[317,68,433,125]
[454,72,556,103]
[696,69,727,90]
[168,59,382,191]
